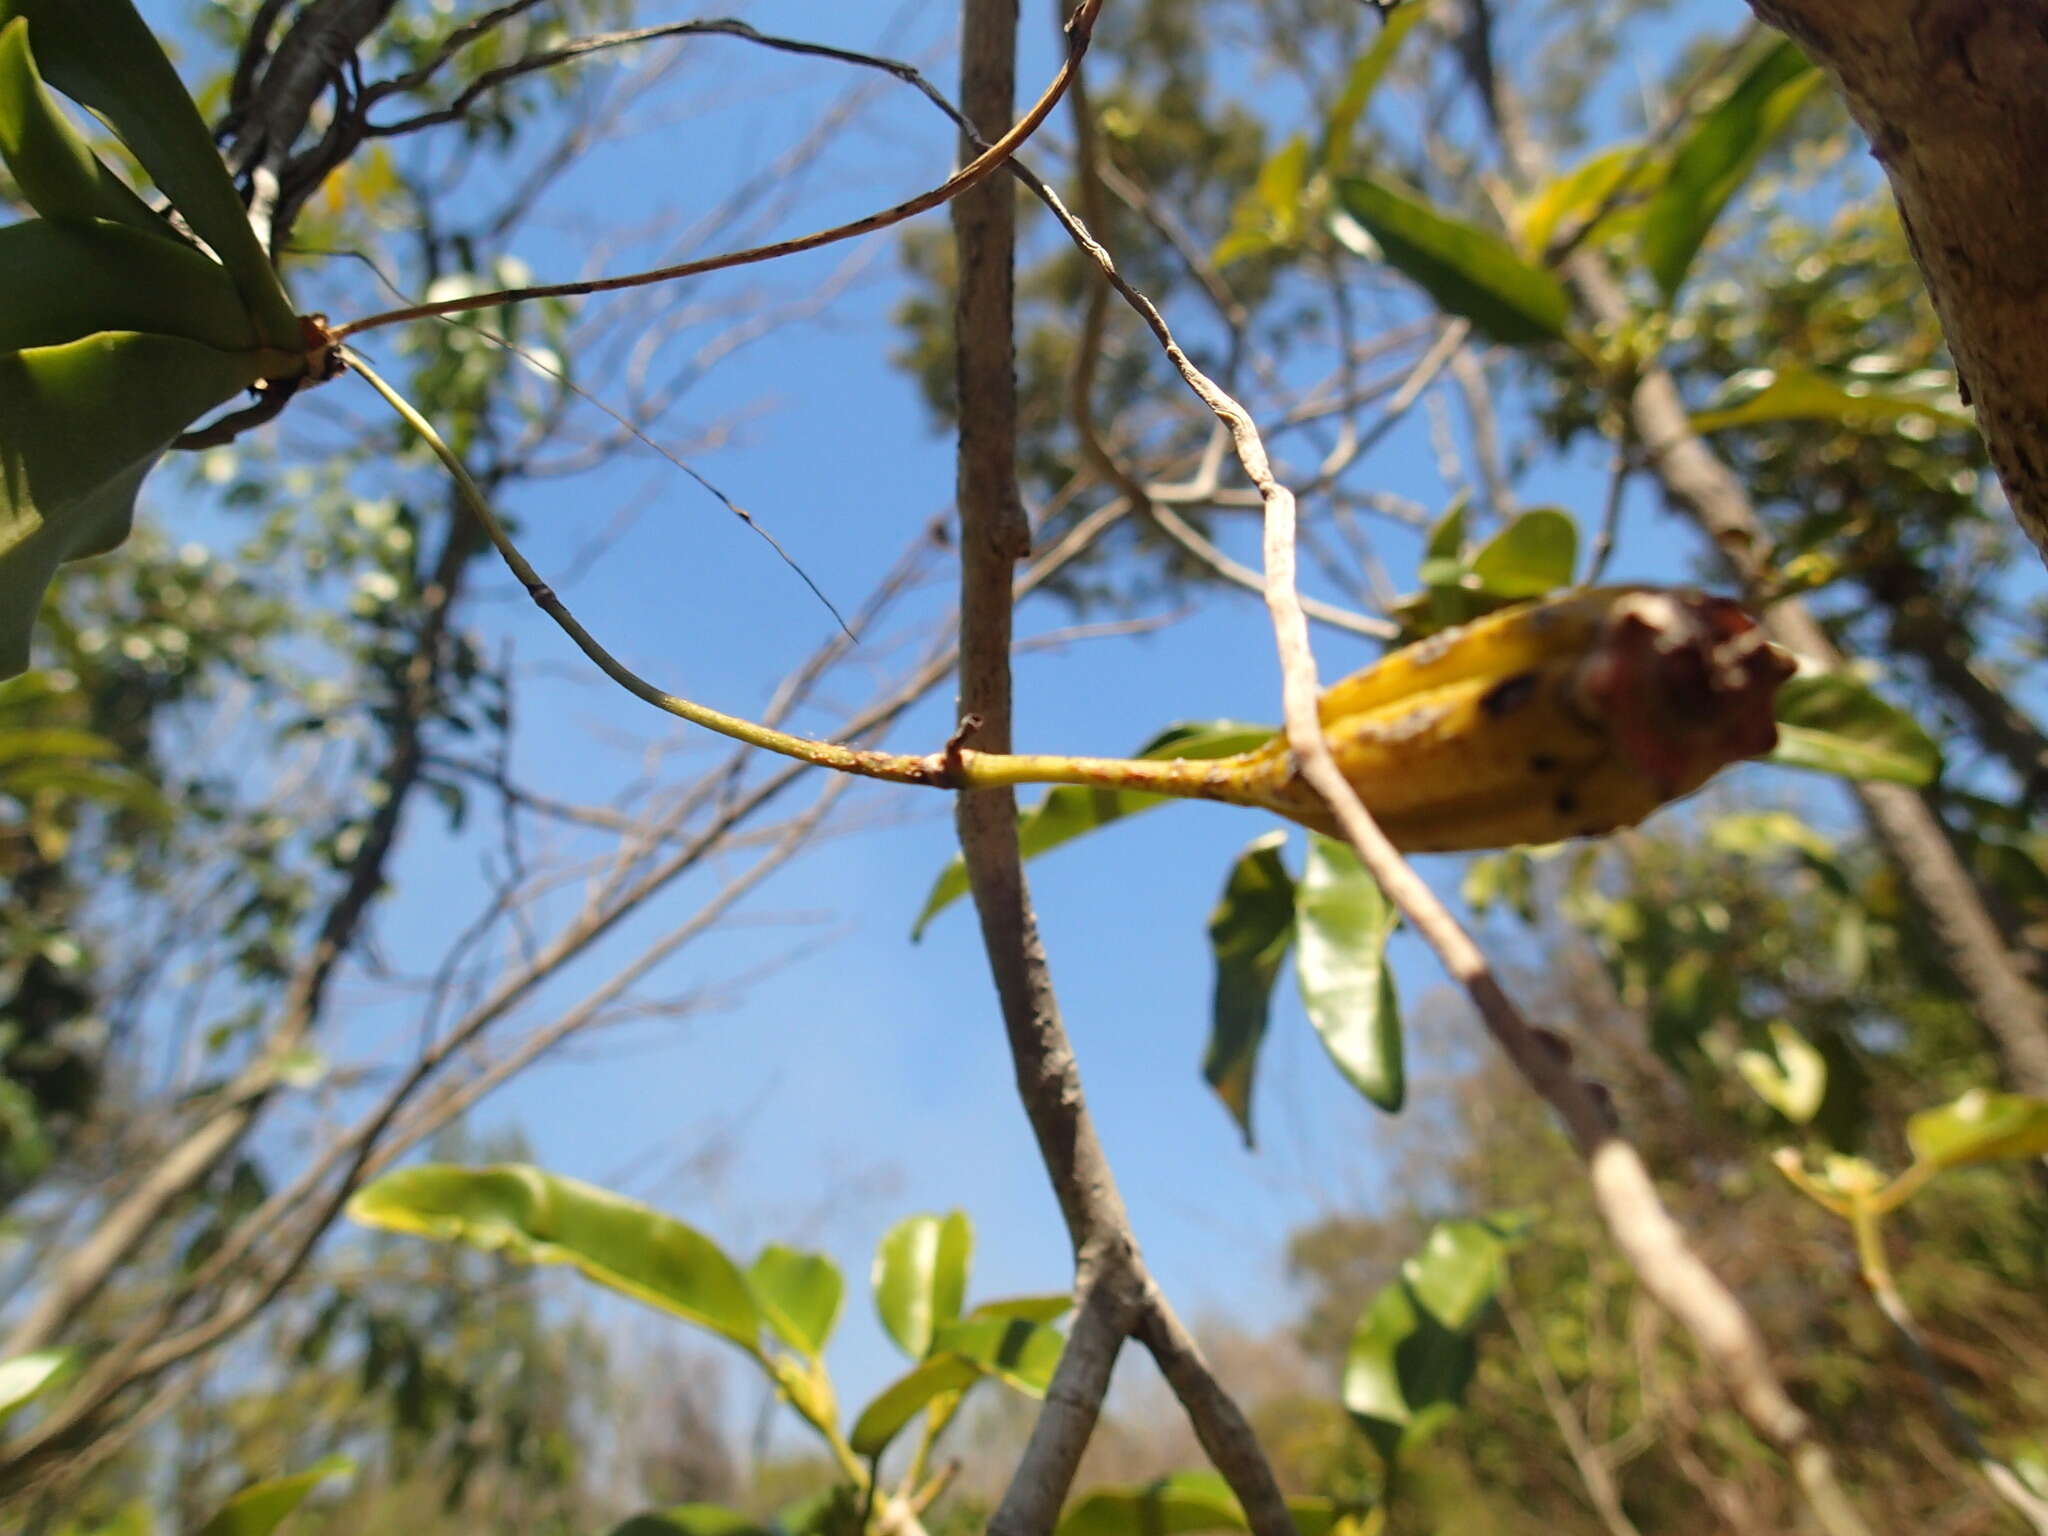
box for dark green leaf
[1342,1279,1474,1464]
[347,1164,761,1352]
[1295,835,1403,1112]
[871,1210,971,1359]
[911,721,1274,938]
[1467,508,1577,598]
[1334,176,1571,347]
[1905,1090,2048,1172]
[192,1457,352,1536]
[1203,831,1298,1145]
[0,219,261,355]
[748,1245,843,1360]
[1768,672,1941,787]
[1640,37,1818,299]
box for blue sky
[122,0,2044,1456]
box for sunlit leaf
[1689,367,1971,435]
[192,1456,352,1536]
[1734,1020,1829,1124]
[1767,671,1941,787]
[1334,176,1571,347]
[0,1348,70,1422]
[1402,1218,1514,1331]
[871,1209,971,1359]
[847,1354,982,1458]
[606,1507,772,1536]
[1905,1090,2048,1171]
[911,721,1274,938]
[1342,1278,1474,1463]
[965,1292,1074,1325]
[1319,1,1428,169]
[1203,831,1297,1145]
[347,1164,760,1352]
[1515,142,1650,258]
[1467,508,1577,599]
[1295,835,1403,1112]
[747,1244,843,1360]
[1056,1471,1354,1536]
[1639,37,1818,299]
[931,1315,1065,1395]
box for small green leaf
[1295,835,1403,1112]
[1319,1,1428,169]
[871,1210,971,1359]
[1640,37,1818,300]
[1467,508,1577,599]
[1342,1278,1474,1463]
[0,0,300,346]
[192,1456,352,1536]
[0,19,159,230]
[1203,831,1298,1145]
[0,1348,70,1422]
[910,721,1275,938]
[1734,1020,1829,1124]
[747,1244,843,1360]
[605,1508,772,1536]
[1424,499,1468,564]
[965,1292,1074,1324]
[1402,1218,1514,1331]
[930,1315,1065,1395]
[346,1164,760,1352]
[847,1354,982,1458]
[1704,810,1837,865]
[1334,176,1572,347]
[1515,142,1651,257]
[1905,1090,2048,1171]
[1767,671,1941,787]
[1689,367,1971,435]
[1055,1471,1353,1536]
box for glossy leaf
[1467,508,1577,599]
[1905,1090,2048,1171]
[1734,1020,1828,1124]
[1319,1,1427,169]
[347,1164,761,1352]
[0,1348,70,1422]
[0,218,258,354]
[192,1456,352,1536]
[872,1209,970,1359]
[1689,366,1971,436]
[747,1244,843,1360]
[1203,831,1298,1145]
[1640,37,1818,299]
[0,19,158,230]
[1056,1471,1354,1536]
[911,721,1274,937]
[1295,835,1403,1112]
[1334,176,1571,347]
[607,1507,773,1536]
[1767,672,1941,787]
[0,0,299,345]
[847,1353,982,1458]
[2,333,271,674]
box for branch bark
[1744,0,2048,570]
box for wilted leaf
[911,721,1274,937]
[192,1456,352,1536]
[1640,37,1818,299]
[1768,672,1941,787]
[748,1245,843,1360]
[1905,1090,2048,1171]
[872,1210,971,1359]
[1203,831,1298,1145]
[1295,835,1403,1112]
[1334,176,1571,347]
[347,1164,760,1351]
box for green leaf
[871,1210,971,1359]
[1055,1471,1352,1536]
[1342,1279,1474,1463]
[1334,176,1571,347]
[2,332,273,675]
[1319,1,1428,170]
[0,19,159,230]
[1689,367,1972,435]
[0,0,300,346]
[1515,142,1650,258]
[1203,831,1298,1146]
[1402,1218,1514,1331]
[1905,1090,2048,1171]
[1767,671,1941,787]
[965,1292,1074,1324]
[0,1347,70,1422]
[1704,810,1837,865]
[1639,37,1818,300]
[847,1354,982,1458]
[747,1245,843,1360]
[606,1508,773,1536]
[346,1164,760,1352]
[0,726,115,765]
[910,721,1275,938]
[1467,508,1577,599]
[1295,835,1403,1112]
[1734,1020,1828,1124]
[931,1315,1065,1394]
[192,1456,352,1536]
[0,218,260,354]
